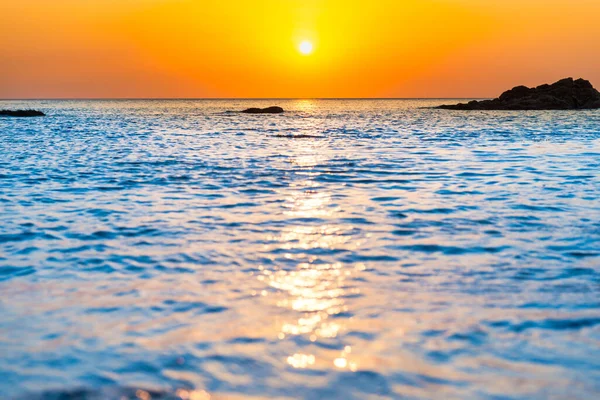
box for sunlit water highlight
[0,99,599,399]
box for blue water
[1,99,599,399]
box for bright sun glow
[299,41,313,55]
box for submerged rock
[241,106,284,114]
[0,109,46,117]
[439,78,600,110]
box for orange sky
[1,0,599,98]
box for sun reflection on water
[260,257,360,371]
[256,155,362,371]
[174,389,211,400]
[292,99,318,114]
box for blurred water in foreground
[1,99,599,399]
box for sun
[299,41,313,55]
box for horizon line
[0,97,486,101]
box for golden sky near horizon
[1,0,599,98]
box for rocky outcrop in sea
[439,78,600,110]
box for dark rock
[241,106,284,114]
[439,78,600,110]
[274,134,323,139]
[0,109,46,117]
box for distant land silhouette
[0,109,45,117]
[439,78,600,110]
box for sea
[0,99,599,399]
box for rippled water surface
[1,100,599,399]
